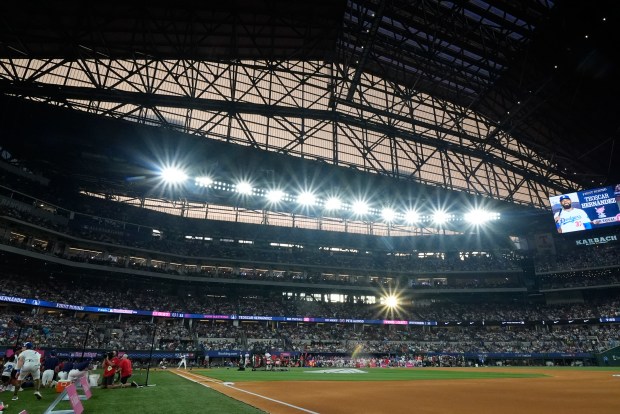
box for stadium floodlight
[297,191,316,206]
[324,197,342,210]
[351,200,369,216]
[384,295,399,309]
[403,210,419,224]
[464,209,498,225]
[194,176,213,187]
[381,207,396,222]
[266,189,285,203]
[235,181,253,195]
[432,210,451,224]
[160,167,188,184]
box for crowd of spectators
[536,248,620,274]
[1,307,618,357]
[1,181,620,363]
[3,272,620,323]
[2,185,619,293]
[1,203,528,292]
[1,207,617,289]
[0,274,619,358]
[539,269,620,290]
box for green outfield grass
[195,366,548,382]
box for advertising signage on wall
[575,235,618,246]
[549,184,620,234]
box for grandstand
[0,1,620,413]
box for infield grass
[1,369,266,414]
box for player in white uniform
[178,354,187,369]
[12,342,42,401]
[1,353,17,391]
[554,195,592,233]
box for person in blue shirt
[41,351,60,388]
[68,359,91,382]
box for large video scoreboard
[549,184,620,234]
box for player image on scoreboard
[550,184,620,234]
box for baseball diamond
[1,1,620,413]
[173,368,620,414]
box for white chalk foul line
[174,370,320,414]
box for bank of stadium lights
[429,210,501,225]
[351,200,370,216]
[432,210,453,224]
[380,291,405,318]
[194,176,213,187]
[266,189,285,203]
[160,167,188,184]
[202,180,234,191]
[297,191,317,206]
[403,210,419,224]
[175,171,502,225]
[324,197,342,210]
[384,295,399,309]
[235,181,254,195]
[464,209,501,225]
[381,207,396,222]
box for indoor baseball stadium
[0,1,619,413]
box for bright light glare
[160,167,188,184]
[384,295,398,308]
[404,210,419,223]
[266,190,285,202]
[381,208,396,222]
[324,197,342,210]
[235,182,253,195]
[297,191,316,206]
[195,176,213,187]
[432,210,451,224]
[465,210,499,224]
[351,200,369,215]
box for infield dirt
[176,367,620,414]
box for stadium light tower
[381,207,396,222]
[403,209,419,224]
[266,189,285,203]
[194,176,213,187]
[297,191,317,206]
[384,295,398,308]
[235,181,253,195]
[351,200,369,216]
[380,289,405,319]
[432,210,452,224]
[160,167,188,184]
[464,209,499,225]
[324,197,342,211]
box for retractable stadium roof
[0,0,619,210]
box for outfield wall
[0,346,597,367]
[597,346,620,367]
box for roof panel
[0,0,618,187]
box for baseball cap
[559,195,571,201]
[23,342,33,349]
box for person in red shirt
[101,352,116,389]
[111,350,121,384]
[118,354,133,388]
